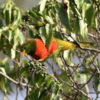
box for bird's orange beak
[21,50,27,56]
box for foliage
[0,0,100,100]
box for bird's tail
[54,39,95,51]
[80,42,94,47]
[57,40,95,50]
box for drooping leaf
[0,67,6,74]
[45,16,54,24]
[45,24,53,48]
[74,0,84,9]
[28,10,39,21]
[39,26,46,44]
[9,30,13,42]
[80,73,87,84]
[5,10,9,25]
[29,29,34,38]
[18,30,24,44]
[11,48,16,59]
[74,17,80,33]
[0,18,3,28]
[93,75,100,91]
[85,4,94,26]
[44,76,52,88]
[25,88,40,100]
[79,19,88,38]
[39,0,47,13]
[58,6,70,30]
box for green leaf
[43,95,51,100]
[2,0,20,25]
[34,73,44,86]
[5,10,9,25]
[45,24,50,36]
[13,8,21,25]
[22,59,28,65]
[58,6,70,30]
[39,0,47,13]
[83,55,94,66]
[11,48,16,59]
[82,3,94,27]
[75,0,84,9]
[56,96,63,100]
[28,10,39,21]
[85,4,94,26]
[25,88,40,100]
[29,29,34,38]
[17,29,24,44]
[9,30,13,42]
[79,19,88,38]
[0,67,6,74]
[54,84,59,95]
[14,34,19,46]
[93,75,100,91]
[0,18,3,28]
[74,17,80,32]
[45,76,52,88]
[2,58,8,64]
[51,83,59,99]
[54,31,62,39]
[37,89,47,100]
[80,74,87,84]
[20,66,30,77]
[39,27,46,44]
[45,24,52,48]
[6,80,12,92]
[45,16,54,24]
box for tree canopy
[0,0,100,100]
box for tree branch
[0,71,34,88]
[69,34,100,53]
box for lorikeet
[21,38,94,60]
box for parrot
[21,38,94,61]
